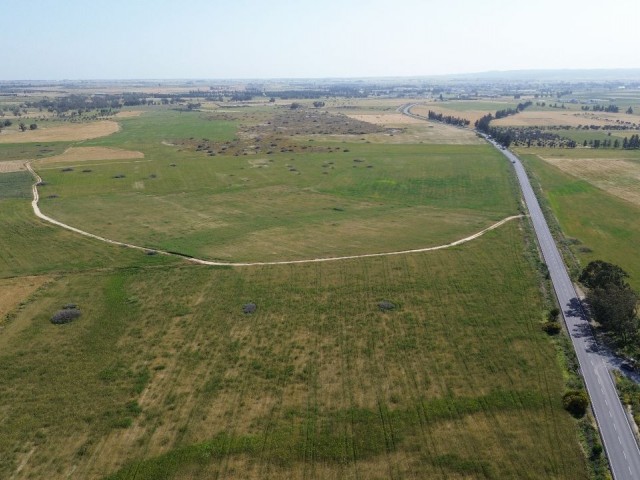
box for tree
[313,101,325,108]
[563,390,589,417]
[579,260,629,290]
[19,122,27,132]
[627,106,634,114]
[29,123,37,130]
[588,284,638,344]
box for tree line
[581,104,620,113]
[427,110,470,127]
[494,101,533,119]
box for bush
[563,390,589,417]
[50,307,81,324]
[378,301,396,311]
[548,307,560,320]
[542,322,561,335]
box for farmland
[518,149,640,290]
[0,85,597,479]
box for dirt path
[26,163,523,267]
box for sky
[2,0,639,80]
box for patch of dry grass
[35,147,144,165]
[493,110,639,128]
[540,156,640,206]
[0,160,27,173]
[0,276,50,350]
[345,113,424,126]
[0,121,120,143]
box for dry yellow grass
[0,121,120,143]
[0,276,50,350]
[35,146,144,165]
[540,156,640,206]
[345,113,424,126]
[493,110,638,128]
[0,160,26,173]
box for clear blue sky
[2,0,639,80]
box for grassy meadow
[0,99,591,479]
[518,148,640,290]
[31,106,519,262]
[0,223,588,479]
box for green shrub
[542,322,561,335]
[563,390,589,417]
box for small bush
[542,322,561,335]
[112,174,126,179]
[61,167,73,172]
[243,303,257,314]
[548,307,561,320]
[50,307,81,324]
[378,301,396,311]
[563,390,589,417]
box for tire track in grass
[27,161,523,268]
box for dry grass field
[0,160,27,173]
[0,121,120,143]
[492,110,639,128]
[0,276,50,349]
[34,147,144,165]
[540,156,640,207]
[345,113,424,126]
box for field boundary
[26,163,523,267]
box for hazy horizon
[3,0,639,81]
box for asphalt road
[400,103,640,478]
[490,138,640,480]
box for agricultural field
[32,108,511,262]
[0,92,591,479]
[517,148,640,291]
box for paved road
[400,103,640,479]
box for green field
[0,101,592,479]
[0,223,588,479]
[34,109,519,262]
[519,150,640,290]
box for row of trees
[581,104,620,113]
[426,110,470,127]
[494,101,533,119]
[581,261,638,346]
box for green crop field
[0,100,591,479]
[519,150,640,290]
